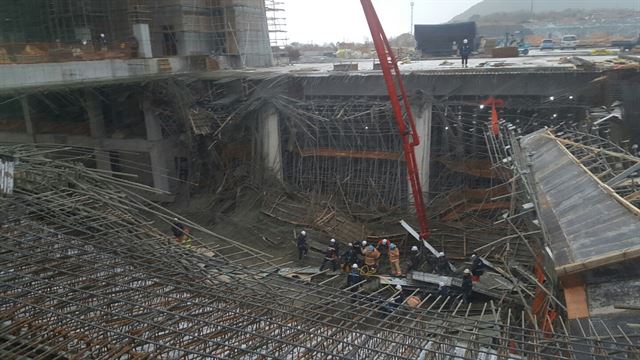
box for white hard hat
[330,238,336,243]
[173,218,178,221]
[362,241,367,246]
[438,282,445,287]
[463,39,468,43]
[348,242,353,247]
[464,269,471,274]
[411,246,418,251]
[382,239,388,244]
[301,230,306,236]
[395,285,403,291]
[352,263,359,269]
[438,252,445,257]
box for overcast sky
[282,0,483,44]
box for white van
[561,35,578,50]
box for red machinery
[360,0,430,241]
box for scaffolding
[266,0,288,48]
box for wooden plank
[561,275,590,319]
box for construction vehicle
[360,0,430,242]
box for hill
[451,0,638,22]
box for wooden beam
[298,147,403,161]
[555,245,640,277]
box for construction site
[1,0,640,359]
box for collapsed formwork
[1,146,640,358]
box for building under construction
[1,1,640,358]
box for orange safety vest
[363,248,380,265]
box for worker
[353,239,362,254]
[341,243,359,272]
[362,245,381,271]
[388,243,402,276]
[171,218,186,239]
[297,230,308,260]
[329,238,340,255]
[99,33,108,52]
[407,245,423,272]
[462,269,473,303]
[346,264,363,291]
[376,238,390,261]
[435,252,451,275]
[460,39,472,68]
[451,41,458,56]
[320,245,339,272]
[438,282,450,298]
[470,252,485,282]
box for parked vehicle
[540,39,555,50]
[561,35,578,50]
[611,35,639,51]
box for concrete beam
[19,96,35,139]
[132,24,153,59]
[84,90,111,175]
[413,101,432,199]
[259,105,283,180]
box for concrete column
[143,97,170,192]
[84,91,112,175]
[132,23,153,59]
[412,101,432,200]
[259,105,283,180]
[20,96,35,139]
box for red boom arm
[360,0,430,240]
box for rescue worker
[376,238,390,261]
[297,230,308,260]
[320,245,339,272]
[470,252,485,282]
[462,269,473,303]
[407,245,423,272]
[388,243,402,276]
[362,245,381,271]
[438,282,450,298]
[346,264,363,291]
[341,243,359,272]
[460,38,472,68]
[436,252,451,275]
[329,238,340,255]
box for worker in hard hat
[297,230,308,260]
[462,269,473,303]
[407,245,423,272]
[346,264,363,291]
[376,238,390,262]
[388,243,402,276]
[362,244,381,271]
[470,252,486,282]
[329,238,340,255]
[460,38,472,68]
[435,251,451,275]
[438,281,450,298]
[320,245,339,272]
[341,243,359,272]
[171,218,191,247]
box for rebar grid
[1,145,639,359]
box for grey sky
[283,0,483,44]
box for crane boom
[360,0,430,240]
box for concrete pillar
[259,105,283,180]
[143,97,170,192]
[84,91,112,175]
[412,101,432,200]
[20,96,35,141]
[132,23,153,59]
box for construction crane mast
[360,0,430,241]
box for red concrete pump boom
[360,0,430,240]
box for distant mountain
[451,0,638,22]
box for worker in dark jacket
[376,238,390,261]
[470,253,485,282]
[297,230,308,260]
[320,246,339,272]
[329,238,340,255]
[341,243,359,271]
[460,38,472,68]
[462,269,473,303]
[346,264,363,291]
[407,245,423,272]
[438,282,450,298]
[171,218,186,238]
[436,252,451,275]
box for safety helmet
[382,239,388,245]
[463,39,468,44]
[471,253,477,258]
[368,245,374,251]
[389,243,396,250]
[330,238,336,243]
[438,252,445,257]
[301,230,306,236]
[411,246,419,251]
[438,282,445,287]
[352,263,359,269]
[395,285,403,291]
[464,269,471,274]
[362,241,367,246]
[348,242,353,247]
[173,217,178,221]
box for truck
[611,35,639,51]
